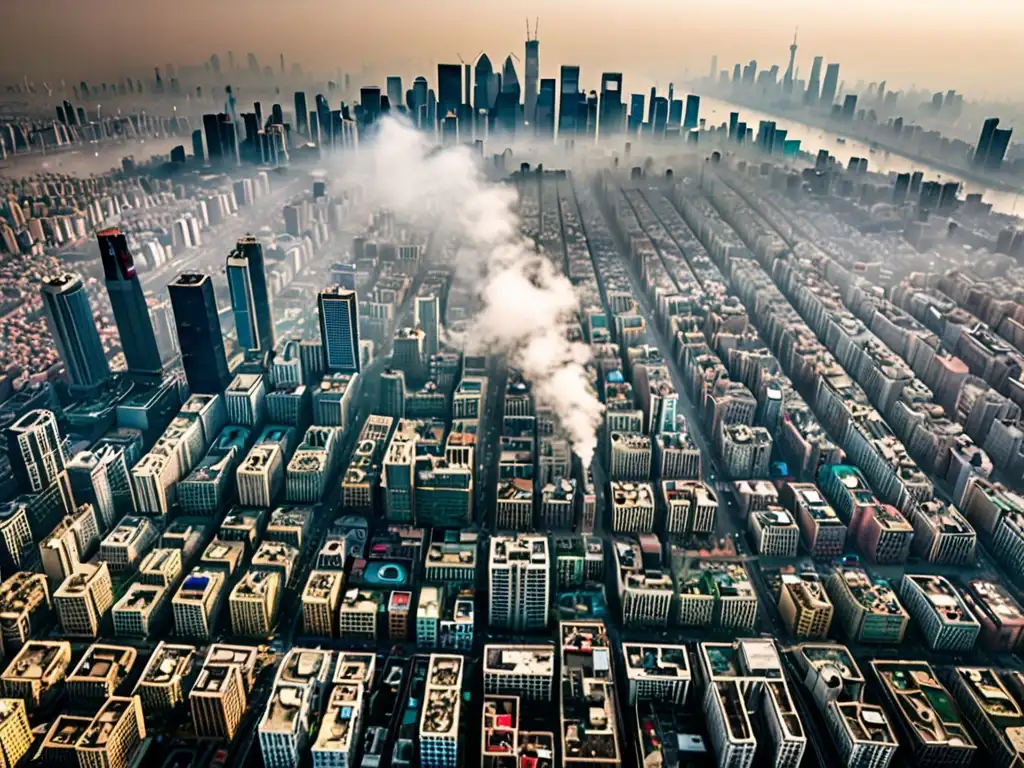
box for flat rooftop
[484,645,556,677]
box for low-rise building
[781,483,846,558]
[133,642,196,717]
[899,574,980,652]
[871,660,976,767]
[825,562,909,644]
[948,667,1024,768]
[67,643,137,709]
[0,640,72,709]
[697,640,806,768]
[482,644,555,702]
[790,643,898,768]
[559,621,621,768]
[53,561,114,637]
[622,643,690,705]
[112,583,169,638]
[778,572,834,640]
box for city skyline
[4,0,1024,100]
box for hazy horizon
[3,0,1024,101]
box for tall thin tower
[784,29,798,94]
[524,18,539,129]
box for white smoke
[334,117,603,466]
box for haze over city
[1,2,1024,768]
[4,0,1024,97]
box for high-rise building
[40,273,111,395]
[190,658,247,741]
[683,94,700,130]
[489,534,549,631]
[386,76,403,110]
[804,56,823,104]
[524,35,539,127]
[318,288,361,374]
[598,73,624,137]
[6,409,65,493]
[437,64,462,119]
[825,562,908,644]
[558,66,580,136]
[294,92,308,136]
[227,236,276,353]
[0,572,50,655]
[133,642,196,715]
[820,63,840,106]
[97,228,164,383]
[168,273,231,394]
[415,294,442,358]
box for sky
[3,0,1023,100]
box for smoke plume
[334,117,603,466]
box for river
[701,96,1022,218]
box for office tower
[227,236,275,352]
[974,118,1013,169]
[820,63,840,106]
[318,288,361,374]
[385,76,403,110]
[841,94,857,120]
[473,54,493,115]
[437,64,462,118]
[168,273,231,395]
[598,73,624,137]
[302,571,342,637]
[67,447,134,531]
[804,57,822,104]
[6,410,65,493]
[173,570,226,639]
[379,369,406,419]
[525,34,539,127]
[536,78,556,137]
[629,94,645,133]
[53,562,114,637]
[652,97,668,136]
[682,94,700,131]
[97,228,164,383]
[415,294,441,358]
[191,129,205,161]
[293,92,308,136]
[489,534,550,631]
[202,113,222,163]
[558,66,580,136]
[40,273,111,395]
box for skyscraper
[202,114,222,164]
[598,73,624,137]
[318,288,361,374]
[683,95,700,131]
[97,228,164,383]
[437,64,463,118]
[495,56,521,135]
[6,410,65,493]
[473,54,494,116]
[805,56,823,105]
[294,92,308,136]
[975,118,1012,169]
[168,273,231,395]
[820,63,840,106]
[558,66,580,136]
[387,76,404,110]
[40,273,111,395]
[415,294,441,358]
[524,34,539,128]
[536,79,556,138]
[227,236,275,353]
[488,534,550,631]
